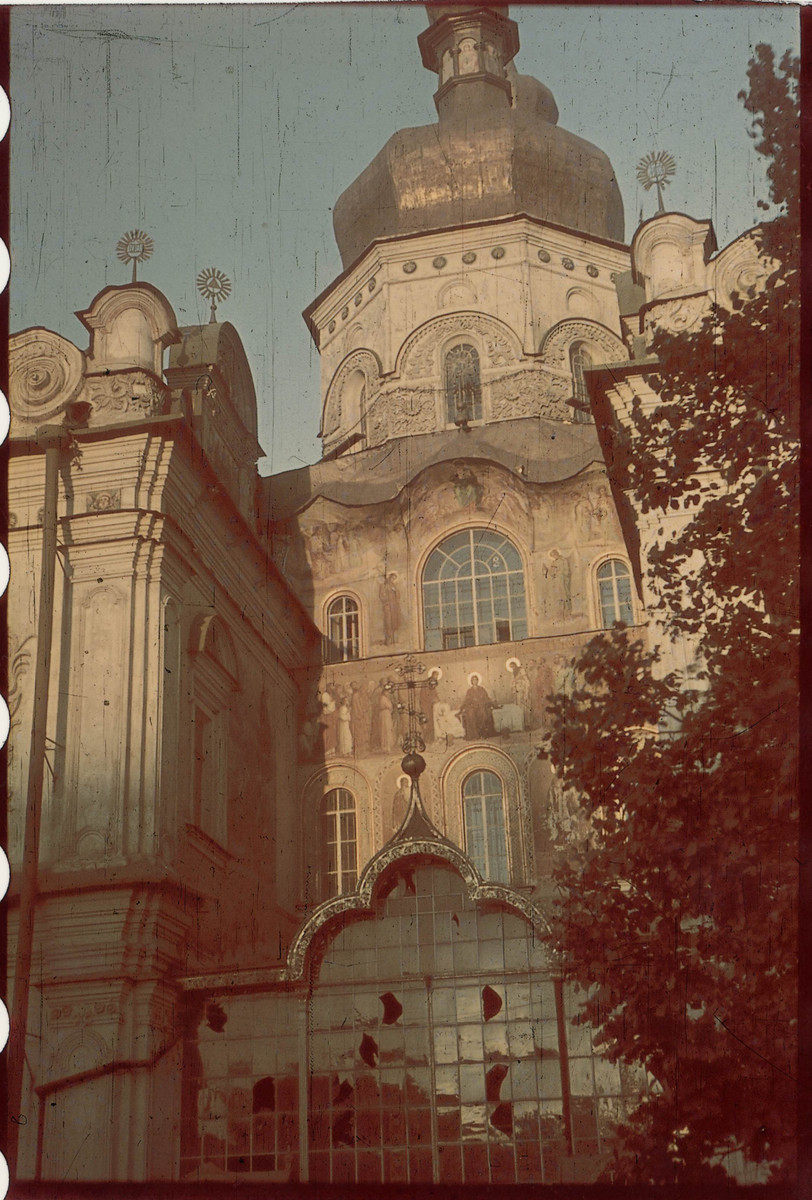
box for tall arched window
[326,595,360,663]
[570,343,593,424]
[463,771,509,882]
[597,559,634,627]
[321,788,358,899]
[423,529,528,650]
[445,344,482,425]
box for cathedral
[6,4,773,1185]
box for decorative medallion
[196,267,232,322]
[369,278,376,291]
[354,292,362,307]
[116,228,154,283]
[403,261,417,274]
[9,328,85,424]
[537,249,551,263]
[491,246,506,259]
[587,264,599,278]
[328,321,336,333]
[8,513,17,528]
[86,489,122,513]
[432,256,447,270]
[561,257,575,271]
[341,306,349,319]
[461,251,477,265]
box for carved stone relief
[9,328,85,425]
[540,320,627,370]
[489,368,571,421]
[400,314,521,380]
[367,386,436,442]
[712,234,774,311]
[86,490,122,513]
[81,371,168,417]
[643,294,711,339]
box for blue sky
[10,3,800,473]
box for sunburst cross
[636,150,677,214]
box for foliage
[544,45,798,1183]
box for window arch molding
[302,764,373,905]
[590,552,638,629]
[417,522,533,651]
[569,340,595,424]
[393,311,522,385]
[440,746,527,887]
[322,587,364,662]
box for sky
[10,2,800,474]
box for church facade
[7,4,772,1186]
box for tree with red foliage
[544,45,798,1183]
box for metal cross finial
[383,655,439,756]
[636,150,677,214]
[116,229,154,283]
[196,267,232,323]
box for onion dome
[333,5,625,267]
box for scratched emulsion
[5,1,799,1187]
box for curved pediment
[320,347,383,443]
[395,311,523,381]
[540,318,627,371]
[77,283,180,377]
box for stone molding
[9,327,85,429]
[397,311,522,380]
[80,370,169,421]
[320,347,383,441]
[539,318,627,371]
[285,838,552,980]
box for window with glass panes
[422,529,528,651]
[326,595,360,662]
[445,344,482,424]
[570,343,593,424]
[182,863,650,1184]
[463,771,509,882]
[596,559,633,627]
[321,788,358,898]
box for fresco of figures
[295,640,585,764]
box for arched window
[570,343,593,424]
[423,528,528,650]
[321,788,358,898]
[597,559,634,627]
[445,344,482,425]
[463,770,509,882]
[326,595,360,663]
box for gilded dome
[332,7,625,267]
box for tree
[543,45,798,1183]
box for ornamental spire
[418,5,520,119]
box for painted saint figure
[377,683,396,753]
[349,681,370,755]
[391,775,411,830]
[506,658,532,730]
[379,573,401,645]
[458,673,497,740]
[546,548,572,619]
[336,695,353,756]
[319,686,337,755]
